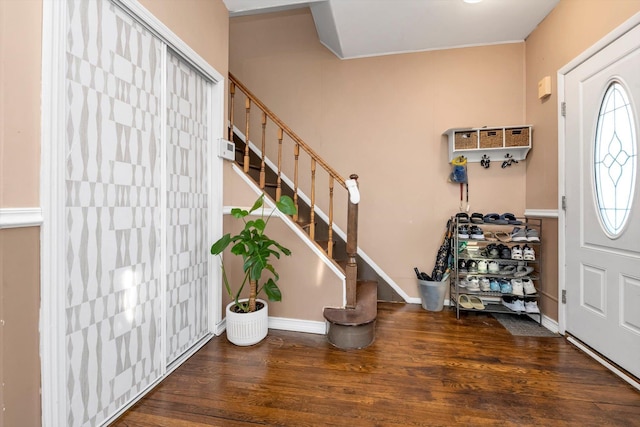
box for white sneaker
[488,261,500,274]
[522,278,537,295]
[511,278,524,296]
[525,300,540,313]
[466,276,480,291]
[523,245,535,260]
[511,245,523,260]
[502,297,525,312]
[513,299,525,312]
[477,260,488,273]
[480,277,491,292]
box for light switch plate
[218,138,235,161]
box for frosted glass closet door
[165,51,210,365]
[64,0,164,425]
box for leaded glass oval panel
[594,81,637,237]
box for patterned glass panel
[165,50,210,364]
[65,0,163,425]
[594,81,637,237]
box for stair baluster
[276,128,283,201]
[260,112,267,189]
[293,143,299,222]
[243,98,250,173]
[309,158,316,241]
[328,176,334,259]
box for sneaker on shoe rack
[526,228,540,242]
[499,279,512,294]
[511,245,523,260]
[501,296,523,311]
[477,260,488,273]
[511,278,524,296]
[467,260,478,273]
[458,259,468,272]
[523,245,535,261]
[480,277,491,292]
[466,276,480,291]
[486,243,500,258]
[499,265,516,276]
[522,277,537,295]
[470,226,485,240]
[510,227,528,242]
[488,261,500,274]
[458,278,467,288]
[514,265,535,278]
[513,298,526,312]
[458,225,470,239]
[524,300,540,313]
[499,244,512,259]
[490,278,501,292]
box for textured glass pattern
[594,81,637,236]
[65,1,163,425]
[165,51,210,364]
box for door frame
[557,11,640,387]
[40,1,226,425]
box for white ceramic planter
[225,299,269,346]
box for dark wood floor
[112,303,640,426]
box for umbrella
[431,217,454,281]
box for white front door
[564,22,640,379]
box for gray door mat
[492,313,561,337]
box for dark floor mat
[492,313,561,337]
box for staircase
[228,73,379,349]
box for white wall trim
[231,126,412,302]
[524,209,558,219]
[40,0,68,424]
[0,208,43,229]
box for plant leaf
[210,234,231,255]
[231,208,248,219]
[263,278,282,302]
[253,218,266,232]
[249,195,264,213]
[276,195,297,215]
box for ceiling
[223,0,560,59]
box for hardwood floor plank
[112,303,640,426]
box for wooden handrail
[229,73,346,188]
[229,73,359,311]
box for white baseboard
[268,316,327,335]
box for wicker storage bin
[479,129,504,148]
[505,127,530,147]
[454,131,478,150]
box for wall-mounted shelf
[443,125,532,163]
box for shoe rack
[451,215,543,324]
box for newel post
[346,174,359,309]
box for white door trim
[557,11,640,335]
[40,1,225,425]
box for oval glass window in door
[594,81,637,237]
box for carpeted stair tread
[323,281,377,326]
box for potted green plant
[210,193,297,345]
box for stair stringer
[231,125,418,304]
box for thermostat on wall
[218,138,235,161]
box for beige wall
[524,0,640,318]
[222,163,343,321]
[229,8,528,300]
[0,1,43,426]
[0,0,229,425]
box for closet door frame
[40,1,225,425]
